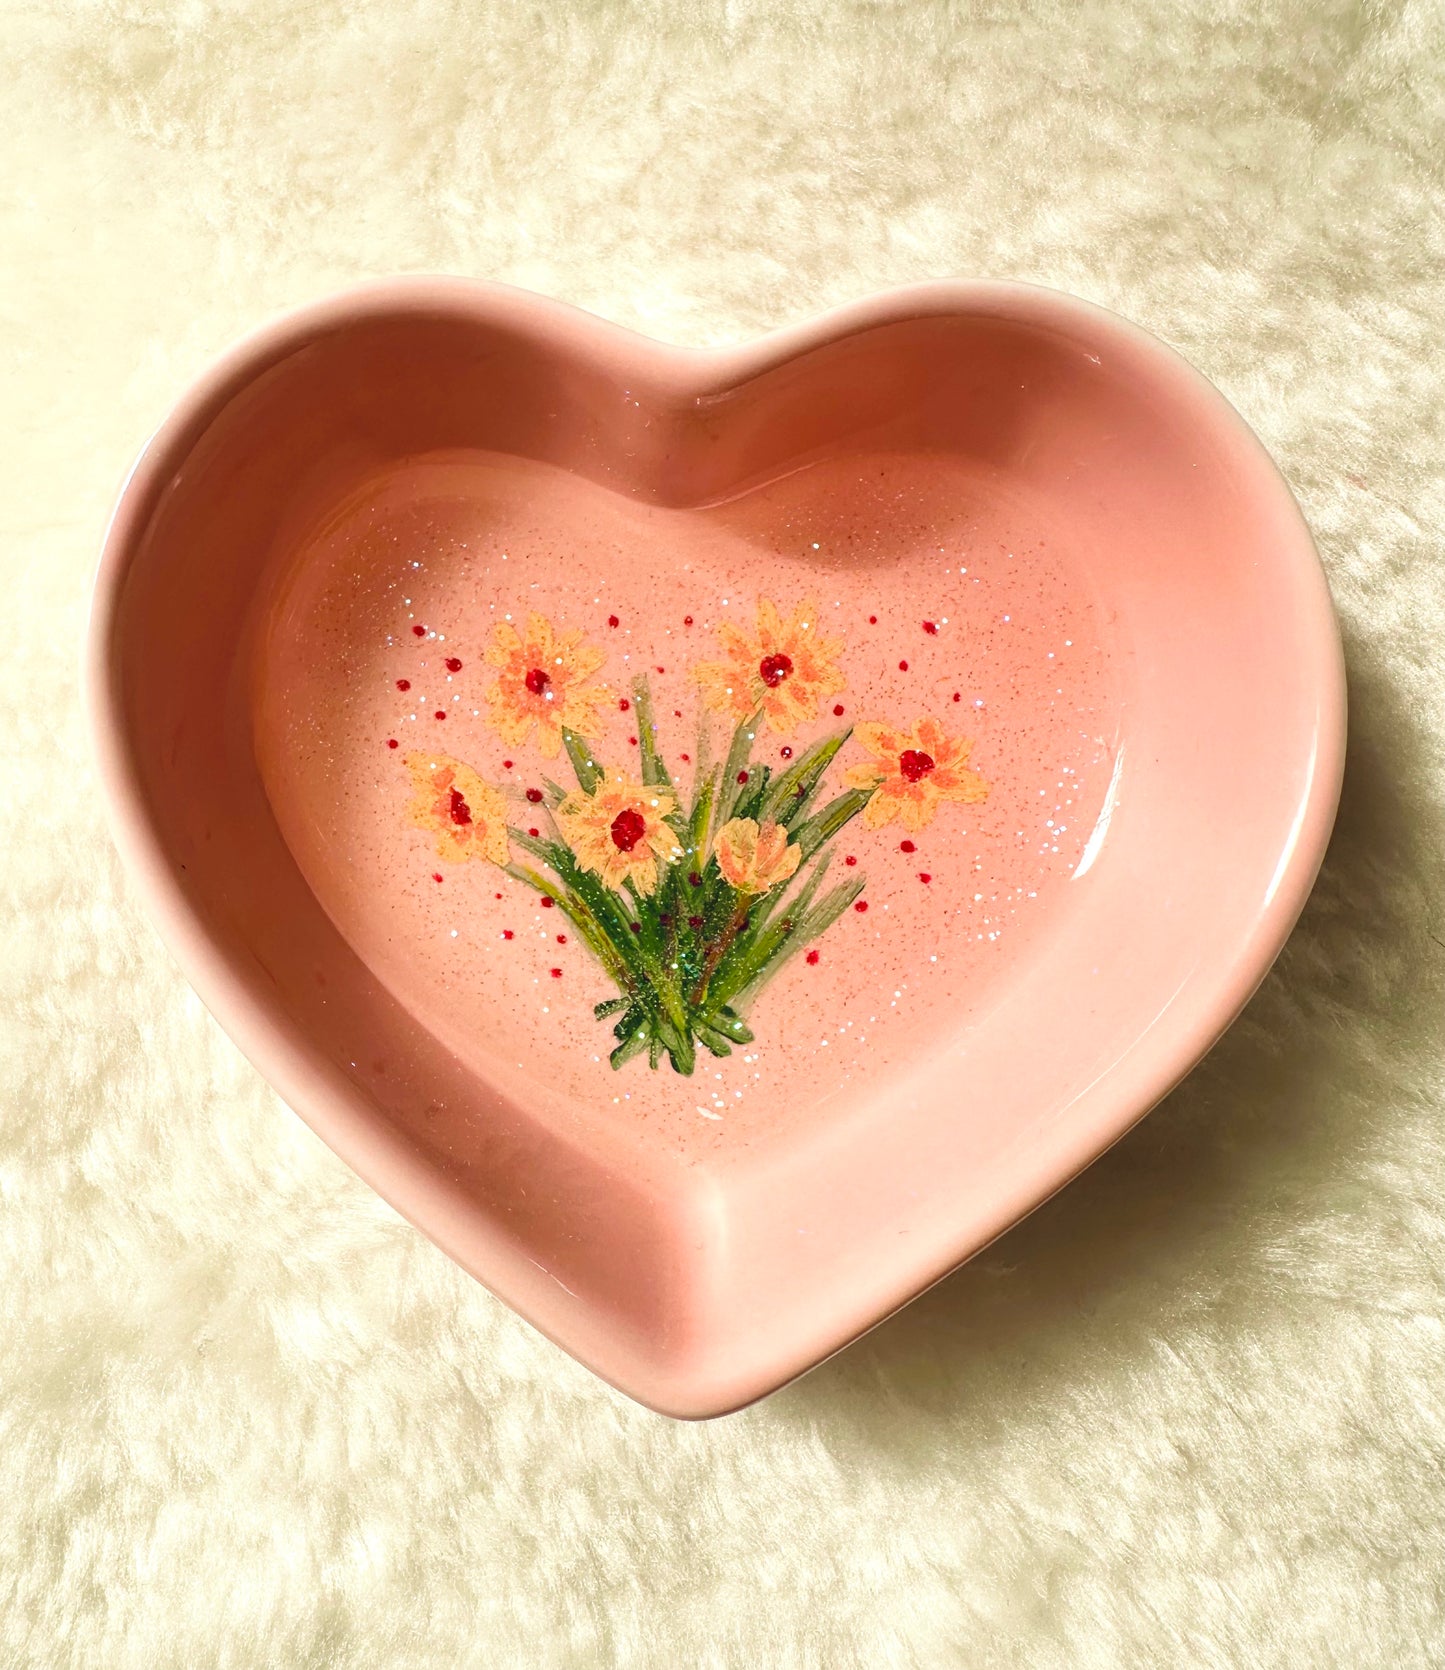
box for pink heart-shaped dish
[86,280,1344,1416]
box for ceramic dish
[85,279,1344,1417]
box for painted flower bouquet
[402,600,988,1075]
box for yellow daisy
[712,817,801,895]
[483,610,609,757]
[404,753,511,864]
[692,597,845,733]
[555,770,682,894]
[843,717,989,832]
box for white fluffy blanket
[4,2,1444,1664]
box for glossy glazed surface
[86,281,1344,1416]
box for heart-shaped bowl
[86,279,1344,1417]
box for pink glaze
[85,280,1344,1417]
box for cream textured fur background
[5,2,1445,1665]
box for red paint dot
[610,808,646,852]
[524,666,550,696]
[629,736,638,747]
[688,915,703,929]
[673,709,682,719]
[540,896,554,909]
[656,666,666,674]
[759,652,793,688]
[434,710,447,720]
[445,656,463,672]
[550,968,562,979]
[680,753,690,763]
[868,615,878,625]
[495,892,502,899]
[557,934,568,945]
[396,678,411,691]
[833,704,845,716]
[432,872,443,883]
[502,929,513,939]
[525,787,543,804]
[737,771,749,784]
[387,738,399,749]
[629,922,641,934]
[900,840,916,854]
[608,614,620,628]
[900,749,935,783]
[780,746,793,760]
[619,698,630,712]
[449,789,472,826]
[689,872,703,887]
[952,692,961,703]
[919,872,932,884]
[806,950,820,965]
[684,615,693,626]
[898,660,909,672]
[527,827,539,838]
[845,855,857,866]
[922,621,938,635]
[503,760,513,769]
[854,900,869,913]
[412,624,426,636]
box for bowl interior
[100,289,1339,1413]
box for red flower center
[610,807,647,852]
[899,749,935,783]
[448,788,472,825]
[525,667,551,696]
[758,652,793,688]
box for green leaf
[759,728,852,827]
[792,787,873,858]
[714,707,762,826]
[694,1021,734,1057]
[630,676,674,793]
[703,851,859,1013]
[504,844,647,991]
[610,1016,651,1070]
[561,727,604,794]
